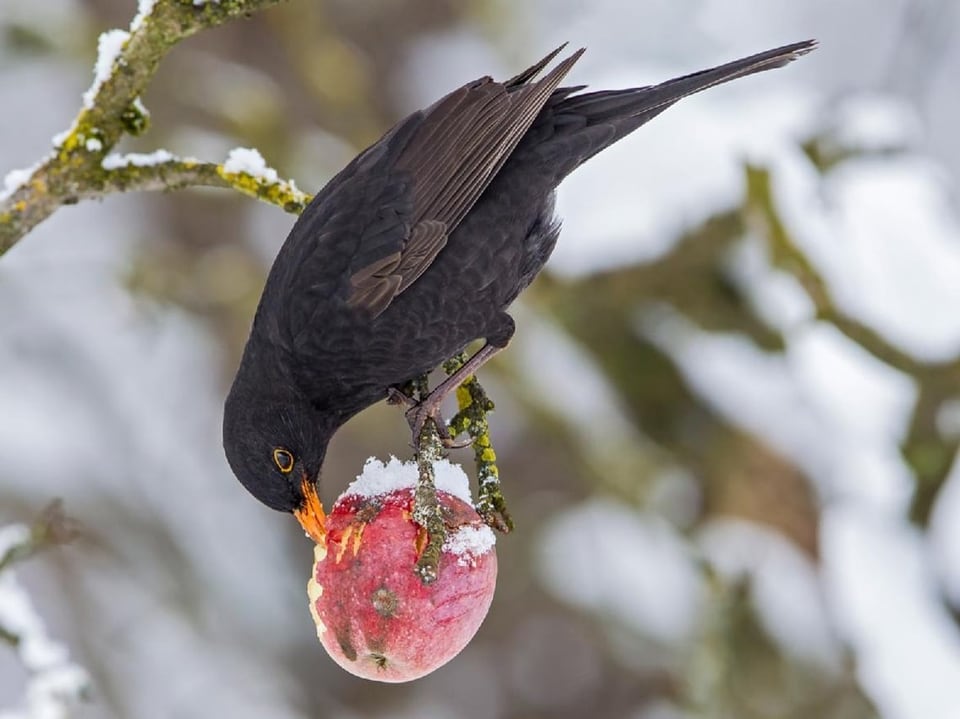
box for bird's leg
[386,383,416,406]
[406,341,503,447]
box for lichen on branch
[0,0,296,256]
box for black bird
[223,40,816,543]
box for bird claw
[405,401,471,449]
[387,385,416,407]
[406,401,447,444]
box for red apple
[307,459,497,682]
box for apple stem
[412,418,446,584]
[443,354,513,533]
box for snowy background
[2,0,960,718]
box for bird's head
[222,388,334,545]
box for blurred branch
[743,162,960,526]
[0,0,292,255]
[58,155,309,213]
[0,501,89,715]
[0,500,80,575]
[744,163,922,373]
[539,212,821,557]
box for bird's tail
[530,40,817,178]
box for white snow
[0,524,90,719]
[536,498,702,643]
[0,163,41,202]
[82,29,129,108]
[823,508,960,719]
[101,149,177,170]
[818,158,960,359]
[222,147,279,183]
[831,94,922,152]
[698,519,841,668]
[130,0,157,32]
[551,87,816,276]
[0,523,31,558]
[51,130,69,148]
[443,525,496,566]
[343,456,475,505]
[84,138,102,153]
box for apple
[307,458,497,682]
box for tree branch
[0,0,292,255]
[0,502,88,715]
[743,162,960,526]
[0,500,80,576]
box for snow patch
[343,456,474,505]
[84,138,102,153]
[0,523,31,557]
[0,523,90,718]
[824,508,960,719]
[101,149,177,169]
[82,29,129,108]
[1,162,42,201]
[536,498,702,643]
[443,525,496,566]
[130,0,157,32]
[699,519,842,668]
[223,147,279,183]
[832,94,922,152]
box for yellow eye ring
[273,448,295,473]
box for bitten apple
[307,458,497,682]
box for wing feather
[343,47,584,316]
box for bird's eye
[272,448,295,473]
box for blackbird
[223,40,816,543]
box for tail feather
[533,40,816,175]
[561,40,814,120]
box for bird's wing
[258,47,584,354]
[341,46,584,317]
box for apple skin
[308,487,497,682]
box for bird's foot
[387,383,416,407]
[405,398,471,449]
[391,382,471,448]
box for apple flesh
[308,485,497,682]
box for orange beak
[293,475,326,546]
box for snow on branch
[0,0,299,256]
[0,502,87,719]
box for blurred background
[2,0,960,717]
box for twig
[0,499,80,575]
[743,162,960,525]
[0,501,88,718]
[0,0,292,255]
[412,419,446,585]
[444,353,512,532]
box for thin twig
[445,353,512,532]
[0,0,291,254]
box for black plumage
[222,40,816,542]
